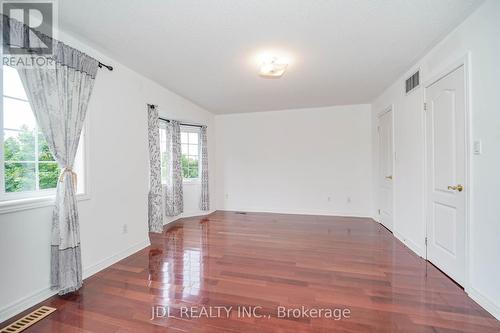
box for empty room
[1,0,499,332]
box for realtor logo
[2,1,54,54]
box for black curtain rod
[22,51,113,71]
[98,62,113,71]
[158,117,203,128]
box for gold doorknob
[447,184,464,192]
[385,175,393,180]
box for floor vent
[235,211,247,215]
[0,306,56,333]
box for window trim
[0,120,90,215]
[0,192,91,215]
[180,125,201,184]
[0,66,90,213]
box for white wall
[371,0,500,319]
[215,104,372,217]
[0,30,215,321]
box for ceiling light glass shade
[259,57,288,78]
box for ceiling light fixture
[259,57,288,78]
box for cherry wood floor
[3,211,500,332]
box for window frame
[180,125,201,184]
[0,66,90,214]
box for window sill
[0,193,90,215]
[183,180,201,186]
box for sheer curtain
[147,104,164,233]
[5,15,99,294]
[199,126,209,211]
[164,120,183,216]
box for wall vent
[0,306,56,333]
[405,70,420,94]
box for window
[158,123,200,183]
[181,126,200,181]
[1,65,86,202]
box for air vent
[235,211,247,215]
[0,306,56,333]
[405,70,420,93]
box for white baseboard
[218,207,372,219]
[393,230,425,258]
[83,238,150,279]
[164,210,215,225]
[0,238,150,324]
[467,287,500,321]
[392,230,500,321]
[0,286,57,324]
[218,208,500,321]
[3,217,498,325]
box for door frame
[377,104,395,231]
[423,52,471,291]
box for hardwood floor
[2,211,499,332]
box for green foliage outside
[3,125,59,192]
[160,152,199,183]
[182,155,199,179]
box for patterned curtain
[164,120,184,216]
[6,14,99,294]
[199,126,210,211]
[147,104,164,233]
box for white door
[378,109,393,231]
[425,65,466,285]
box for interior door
[425,65,466,285]
[378,109,393,231]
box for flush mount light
[259,57,288,78]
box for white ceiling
[59,0,483,114]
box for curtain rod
[158,117,204,128]
[98,62,113,71]
[22,51,112,71]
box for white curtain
[164,120,183,216]
[147,104,164,233]
[5,15,99,294]
[199,126,209,211]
